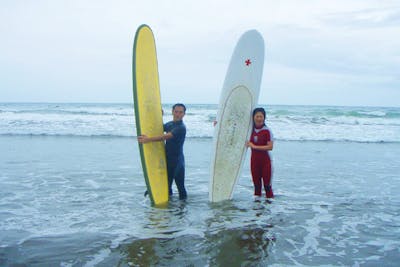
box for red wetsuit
[249,125,274,198]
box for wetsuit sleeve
[170,124,185,138]
[267,129,273,142]
[249,130,255,142]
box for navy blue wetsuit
[164,120,187,199]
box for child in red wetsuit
[246,107,274,198]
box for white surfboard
[210,30,265,202]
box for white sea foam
[1,103,399,143]
[83,248,112,267]
[1,134,399,265]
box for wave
[270,116,400,126]
[0,109,132,117]
[0,133,133,138]
[1,133,398,144]
[1,103,399,143]
[0,103,134,117]
[269,106,400,119]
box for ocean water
[1,102,399,142]
[1,103,400,266]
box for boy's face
[172,106,185,121]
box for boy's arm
[138,132,173,143]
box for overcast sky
[1,0,399,106]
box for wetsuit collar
[254,124,267,133]
[173,120,183,124]
[255,124,265,129]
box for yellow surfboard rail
[132,24,169,206]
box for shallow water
[1,135,399,266]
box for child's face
[172,106,185,121]
[253,112,265,128]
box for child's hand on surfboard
[246,141,254,148]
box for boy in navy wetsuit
[138,103,187,200]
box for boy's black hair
[173,103,186,113]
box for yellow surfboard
[132,24,168,206]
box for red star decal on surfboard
[245,59,251,66]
